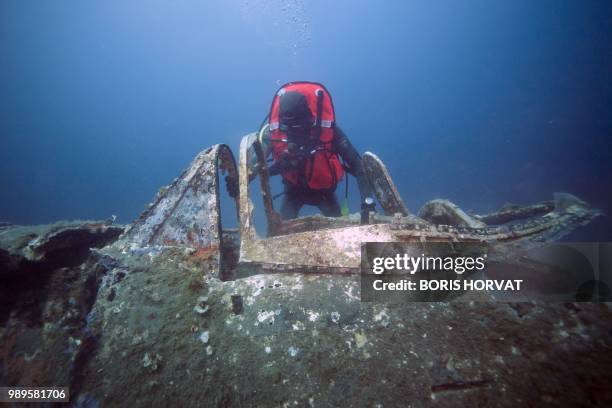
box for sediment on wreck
[0,221,124,390]
[75,243,612,407]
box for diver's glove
[225,175,239,198]
[268,161,282,176]
[268,151,301,176]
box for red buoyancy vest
[269,81,344,190]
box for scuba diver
[248,81,374,220]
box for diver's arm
[333,125,374,201]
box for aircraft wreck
[114,134,602,280]
[1,136,608,405]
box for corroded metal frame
[118,144,238,278]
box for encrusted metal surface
[474,201,554,225]
[252,135,282,236]
[363,151,410,216]
[117,144,238,276]
[418,199,487,228]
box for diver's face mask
[279,121,312,143]
[279,91,313,141]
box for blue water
[1,1,610,238]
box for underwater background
[1,0,611,238]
